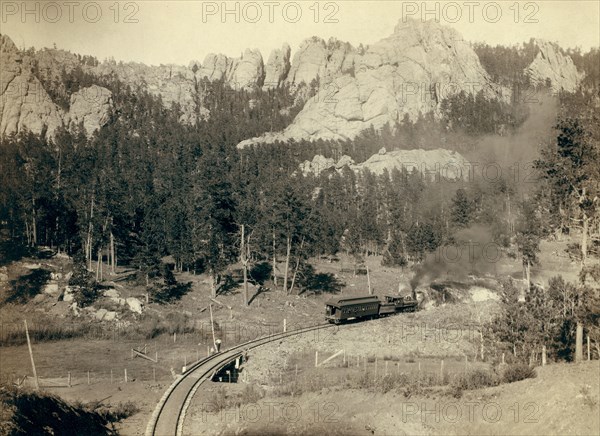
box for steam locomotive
[325,294,419,324]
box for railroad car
[325,296,381,324]
[325,294,419,324]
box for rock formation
[300,148,470,180]
[351,148,470,180]
[94,61,202,124]
[0,34,64,137]
[263,44,291,90]
[0,22,585,142]
[239,18,506,147]
[286,37,356,88]
[196,49,264,90]
[526,39,582,93]
[67,85,113,137]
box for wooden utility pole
[24,320,39,389]
[367,266,372,295]
[209,304,217,351]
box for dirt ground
[0,237,590,435]
[185,360,600,436]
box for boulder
[95,308,108,321]
[336,155,355,169]
[103,288,120,299]
[23,263,41,270]
[43,283,60,296]
[62,286,74,302]
[126,297,143,314]
[299,155,336,176]
[104,311,117,321]
[33,293,47,304]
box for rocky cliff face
[351,148,469,180]
[1,21,584,142]
[239,19,504,147]
[526,39,582,93]
[0,35,64,137]
[67,85,113,137]
[285,37,356,88]
[264,44,291,90]
[94,61,202,125]
[300,148,469,180]
[197,49,264,90]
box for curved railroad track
[145,323,334,436]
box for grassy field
[0,234,589,435]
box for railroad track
[145,323,334,436]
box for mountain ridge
[0,19,583,141]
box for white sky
[1,1,599,66]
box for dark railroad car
[325,296,381,324]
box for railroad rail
[145,323,334,436]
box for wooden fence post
[542,345,547,366]
[314,351,318,368]
[24,320,39,390]
[124,368,128,383]
[575,322,583,363]
[588,335,591,361]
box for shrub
[93,401,140,421]
[69,256,101,307]
[5,269,51,304]
[149,264,192,303]
[502,363,536,383]
[449,369,497,398]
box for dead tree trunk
[240,224,249,306]
[86,195,95,271]
[289,237,305,295]
[210,269,217,298]
[31,200,37,246]
[110,228,115,274]
[582,212,589,266]
[272,229,278,287]
[283,235,291,293]
[525,260,531,293]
